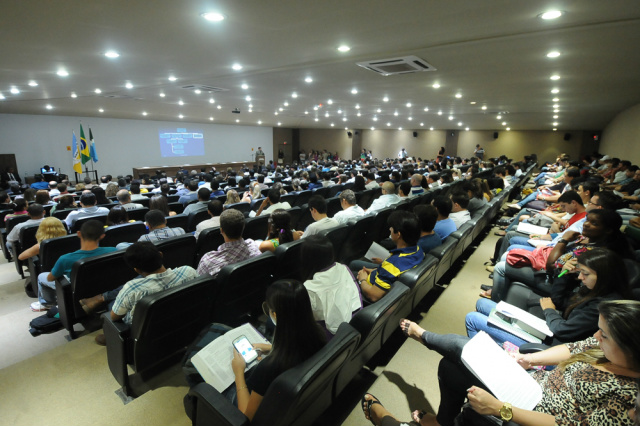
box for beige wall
[360,129,447,160]
[600,102,640,164]
[298,129,353,160]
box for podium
[256,155,265,166]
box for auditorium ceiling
[1,1,640,131]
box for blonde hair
[225,190,240,205]
[105,182,119,197]
[35,217,67,243]
[75,183,85,191]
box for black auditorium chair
[29,234,81,295]
[274,239,304,280]
[102,221,147,247]
[328,184,343,198]
[318,223,349,255]
[186,210,211,233]
[293,190,312,207]
[168,202,185,214]
[337,215,375,264]
[14,223,40,279]
[195,227,224,264]
[187,323,360,426]
[471,206,492,240]
[56,250,138,339]
[326,196,342,218]
[52,209,75,220]
[70,214,108,232]
[136,197,150,208]
[429,236,460,284]
[286,206,302,230]
[243,215,270,241]
[393,199,412,212]
[103,275,214,397]
[397,254,439,312]
[338,283,410,392]
[251,198,266,212]
[2,215,30,260]
[450,221,475,262]
[295,204,314,232]
[367,207,393,244]
[225,202,251,215]
[280,193,297,206]
[126,207,150,222]
[153,234,197,269]
[312,186,330,198]
[166,195,180,203]
[165,213,188,230]
[356,189,376,210]
[209,252,276,326]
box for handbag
[506,246,552,271]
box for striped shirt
[138,227,185,242]
[367,246,424,291]
[112,266,198,324]
[197,238,262,278]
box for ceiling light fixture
[327,99,333,105]
[236,119,239,123]
[232,63,243,71]
[351,88,358,94]
[292,92,298,98]
[28,81,38,87]
[553,115,558,119]
[178,100,184,105]
[168,75,177,81]
[10,87,20,94]
[455,93,462,98]
[337,109,342,114]
[553,122,559,126]
[506,127,511,131]
[437,111,443,115]
[159,92,166,97]
[258,120,262,125]
[502,122,507,125]
[201,12,225,22]
[330,123,334,127]
[179,114,184,119]
[99,108,104,112]
[470,101,476,105]
[465,127,470,131]
[424,107,429,112]
[497,115,502,119]
[245,96,251,101]
[217,105,221,109]
[57,69,69,77]
[432,83,440,89]
[550,75,561,80]
[305,77,313,83]
[406,102,412,108]
[551,88,559,94]
[70,93,77,98]
[142,111,147,116]
[94,88,101,94]
[209,98,214,104]
[45,104,53,110]
[337,45,351,52]
[430,127,434,131]
[104,50,120,58]
[383,96,389,102]
[125,82,133,89]
[458,122,462,126]
[284,101,289,106]
[420,122,424,126]
[540,10,563,20]
[241,84,249,90]
[377,108,381,113]
[209,117,214,121]
[546,51,561,58]
[448,116,454,120]
[552,97,559,102]
[278,122,282,126]
[481,106,487,110]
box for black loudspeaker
[564,133,571,141]
[355,131,359,135]
[413,131,418,137]
[347,132,352,138]
[493,132,499,139]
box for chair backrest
[5,215,30,233]
[153,233,197,269]
[165,213,188,229]
[337,214,375,263]
[251,323,360,426]
[18,223,40,250]
[327,184,343,198]
[397,254,439,311]
[325,197,342,218]
[130,275,214,371]
[312,186,331,198]
[196,227,224,264]
[39,234,81,272]
[318,223,349,255]
[293,190,312,207]
[0,209,12,228]
[287,206,303,230]
[356,189,376,209]
[274,239,305,281]
[225,202,251,214]
[71,214,108,232]
[280,193,297,206]
[52,209,75,220]
[168,202,185,214]
[186,209,211,232]
[125,207,150,222]
[243,215,270,241]
[368,207,393,243]
[212,252,276,326]
[102,221,147,247]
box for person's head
[57,194,76,210]
[117,189,132,204]
[207,199,223,217]
[494,166,506,178]
[197,187,211,201]
[576,181,599,204]
[34,190,51,205]
[107,205,130,226]
[263,279,326,368]
[23,188,36,202]
[27,203,45,219]
[219,208,245,240]
[74,183,85,191]
[91,186,109,204]
[105,182,119,197]
[79,192,97,207]
[581,209,632,259]
[450,191,469,212]
[267,188,281,204]
[130,182,141,194]
[338,189,357,209]
[308,194,327,217]
[35,217,67,243]
[353,175,365,191]
[588,191,621,212]
[366,172,375,182]
[300,235,335,281]
[124,242,164,275]
[78,219,105,242]
[144,209,167,230]
[432,195,453,218]
[398,181,411,197]
[410,174,422,186]
[462,179,483,200]
[564,167,580,183]
[0,191,9,204]
[268,209,294,243]
[12,198,27,212]
[149,195,170,216]
[387,210,420,247]
[83,176,92,185]
[592,300,640,371]
[381,181,395,195]
[557,190,584,214]
[413,204,438,234]
[187,180,199,192]
[225,189,240,205]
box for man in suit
[1,167,21,185]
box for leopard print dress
[531,337,637,425]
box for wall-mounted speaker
[347,131,352,138]
[355,131,359,135]
[493,132,499,139]
[564,133,571,141]
[412,131,418,137]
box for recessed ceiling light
[553,104,559,108]
[232,63,243,71]
[351,88,358,94]
[430,127,434,130]
[178,100,184,106]
[248,104,253,108]
[408,117,413,121]
[458,122,463,126]
[470,101,476,105]
[553,115,558,119]
[424,107,429,112]
[455,93,462,98]
[420,122,424,126]
[438,111,443,115]
[258,120,262,125]
[546,51,561,58]
[304,111,309,115]
[45,104,53,110]
[553,128,557,131]
[337,45,351,52]
[57,69,69,77]
[540,10,563,20]
[275,112,279,115]
[497,115,502,119]
[217,105,221,109]
[28,81,38,87]
[553,122,559,126]
[506,127,511,131]
[236,119,240,123]
[313,106,318,111]
[337,109,342,114]
[327,99,333,105]
[325,112,329,117]
[550,75,561,80]
[201,12,225,22]
[387,122,391,126]
[377,108,381,113]
[357,112,361,117]
[279,108,284,112]
[194,89,201,94]
[94,88,101,94]
[160,92,166,97]
[179,114,184,119]
[10,87,20,94]
[554,109,560,113]
[142,111,147,116]
[104,50,120,58]
[355,104,360,109]
[305,77,313,83]
[342,117,347,121]
[245,96,251,101]
[551,88,559,94]
[292,92,298,98]
[406,102,412,108]
[448,116,454,120]
[398,127,402,131]
[99,108,104,113]
[284,101,289,107]
[394,111,399,116]
[314,118,319,122]
[278,122,282,126]
[552,97,559,102]
[373,117,378,121]
[465,127,469,131]
[241,84,249,90]
[210,117,214,121]
[248,109,252,113]
[209,98,215,104]
[125,82,133,89]
[330,123,334,127]
[168,75,177,81]
[481,106,487,110]
[383,96,389,102]
[432,83,440,89]
[502,122,507,125]
[70,92,77,98]
[371,127,375,131]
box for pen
[558,269,568,278]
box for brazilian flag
[80,124,91,164]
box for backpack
[29,306,63,336]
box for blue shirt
[434,218,457,240]
[50,247,118,279]
[367,246,424,291]
[31,181,50,190]
[417,233,442,254]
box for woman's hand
[231,349,247,376]
[562,230,581,242]
[253,343,272,356]
[509,351,535,370]
[540,297,556,311]
[467,386,501,416]
[561,257,578,273]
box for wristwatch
[557,239,569,245]
[499,402,513,421]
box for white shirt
[333,205,365,224]
[367,194,401,213]
[304,263,362,333]
[194,216,221,239]
[258,201,292,216]
[365,181,379,190]
[449,210,471,229]
[302,217,340,238]
[65,206,110,227]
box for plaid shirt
[112,266,198,324]
[138,227,185,242]
[197,238,261,278]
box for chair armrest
[102,312,131,391]
[55,275,76,338]
[518,343,550,353]
[189,383,250,426]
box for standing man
[399,148,408,159]
[474,144,485,160]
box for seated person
[197,209,261,277]
[80,242,198,345]
[397,181,412,199]
[18,217,67,261]
[364,302,640,426]
[449,191,471,229]
[0,191,11,210]
[106,205,131,227]
[64,192,110,228]
[129,182,147,201]
[432,195,457,240]
[366,182,401,213]
[301,235,362,335]
[332,189,365,224]
[6,203,45,256]
[413,204,442,254]
[409,174,425,197]
[4,198,28,222]
[300,195,340,238]
[30,175,50,190]
[149,195,177,217]
[258,209,300,253]
[183,187,211,216]
[254,187,292,217]
[462,179,488,215]
[51,193,76,214]
[33,220,117,311]
[116,189,143,211]
[194,200,223,239]
[137,210,185,243]
[350,211,424,302]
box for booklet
[461,332,543,410]
[487,301,554,343]
[365,242,391,262]
[190,323,270,393]
[516,222,549,235]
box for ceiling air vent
[181,84,229,93]
[356,55,436,76]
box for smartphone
[233,335,258,364]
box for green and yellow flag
[80,124,91,164]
